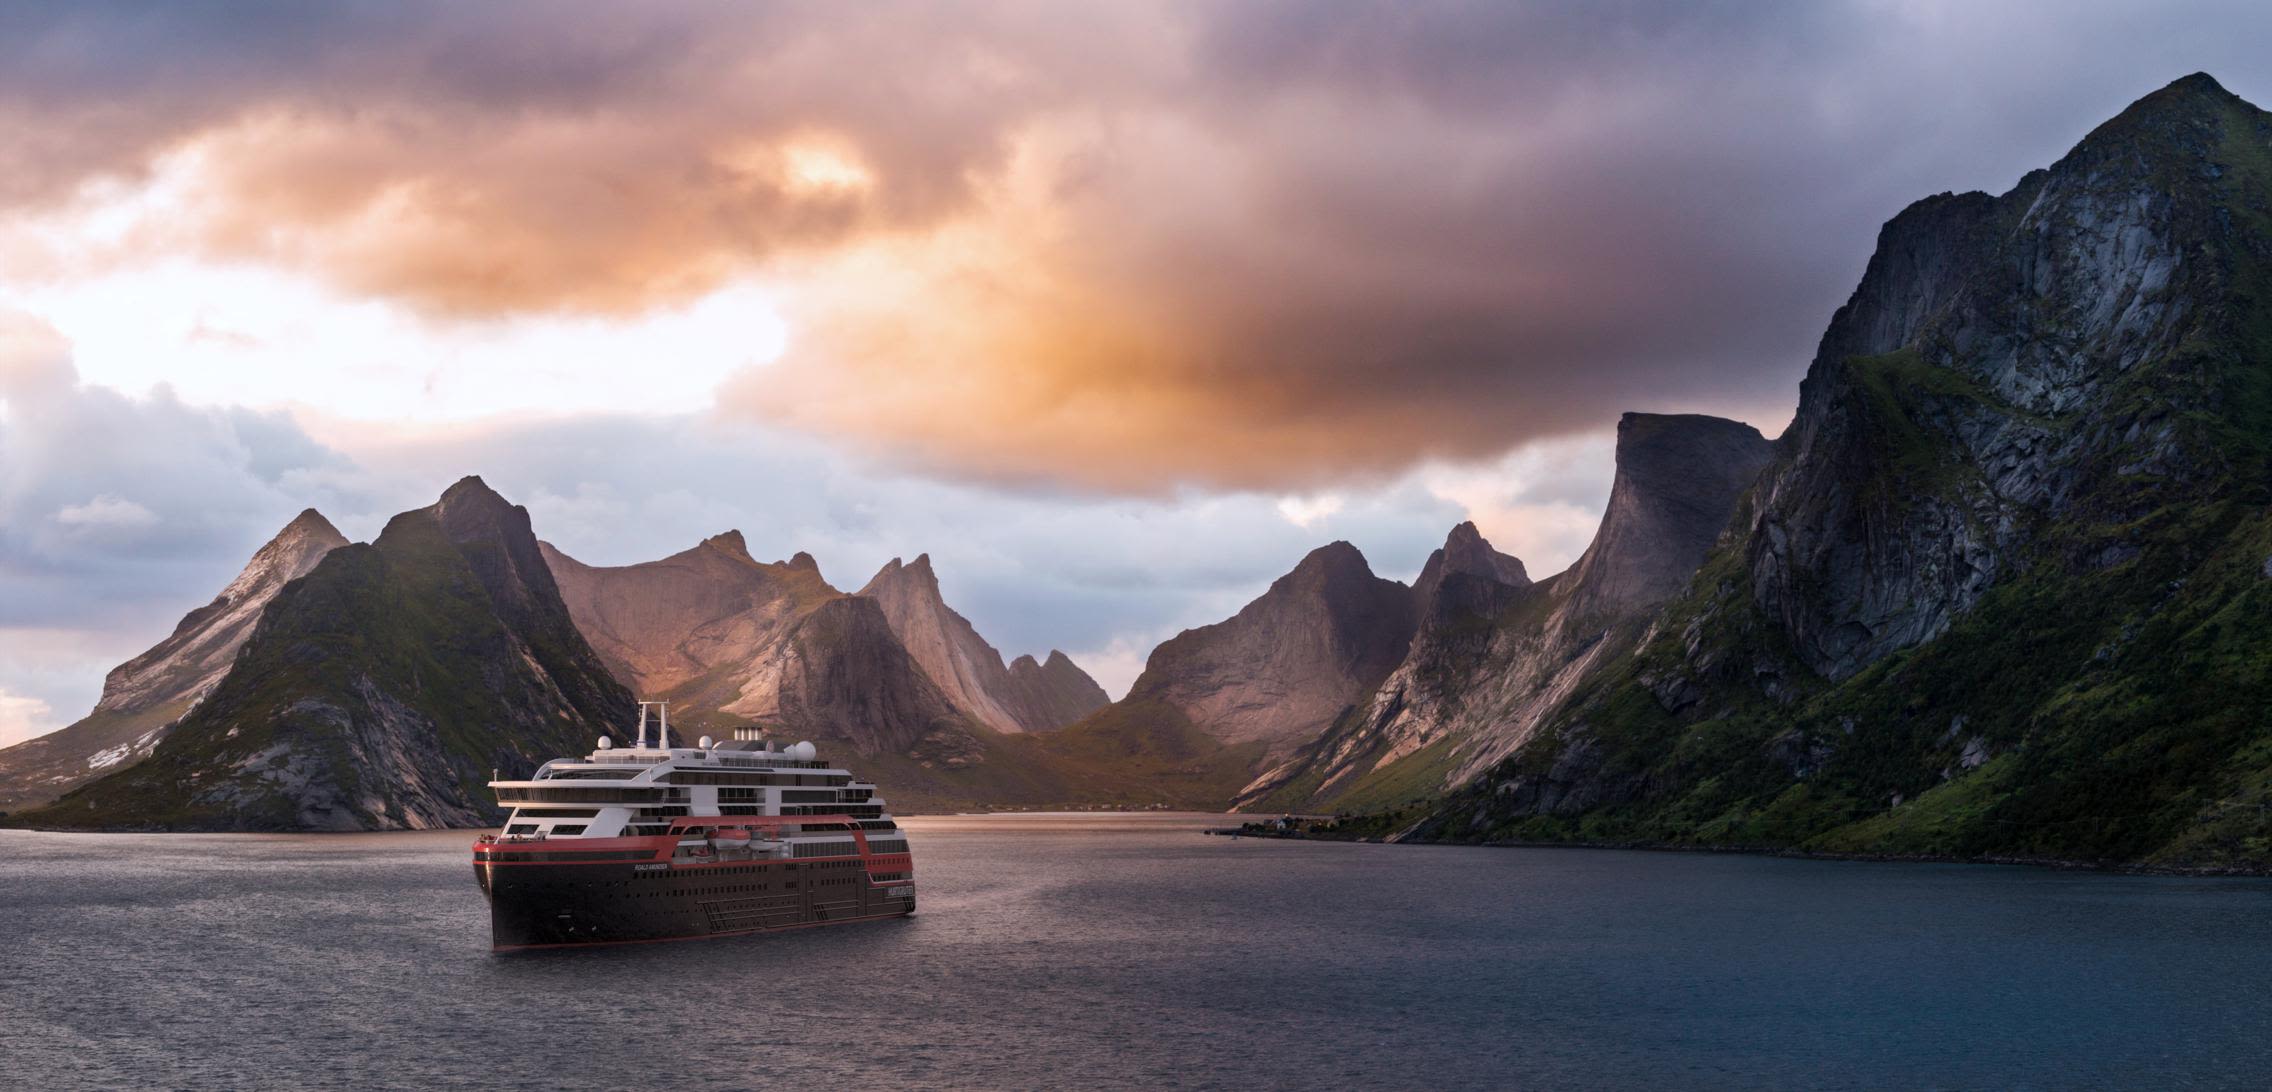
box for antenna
[659,702,672,749]
[635,702,649,749]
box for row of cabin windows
[869,872,910,882]
[664,771,851,787]
[704,818,868,834]
[497,787,687,805]
[780,805,884,820]
[710,757,831,769]
[506,823,588,835]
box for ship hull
[478,855,916,951]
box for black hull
[479,857,916,951]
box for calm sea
[3,813,2268,1090]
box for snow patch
[86,743,134,769]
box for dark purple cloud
[0,2,2267,489]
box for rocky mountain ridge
[858,554,1106,734]
[1398,73,2272,871]
[0,509,347,812]
[1111,541,1418,758]
[16,478,633,830]
[1233,413,1772,813]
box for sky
[2,1,2269,747]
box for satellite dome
[596,735,613,750]
[790,740,818,761]
[698,735,715,749]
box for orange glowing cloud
[0,4,1902,490]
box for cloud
[0,311,367,631]
[0,686,57,750]
[4,4,2267,489]
[1276,493,1346,529]
[0,314,1612,728]
[54,494,160,532]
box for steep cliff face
[17,478,634,831]
[543,530,839,702]
[1238,415,1769,813]
[857,555,1107,733]
[1753,73,2246,680]
[1004,650,1112,731]
[1412,75,2272,870]
[1113,542,1416,758]
[1411,521,1529,619]
[544,538,1105,744]
[541,536,1134,810]
[543,536,957,756]
[1565,415,1776,622]
[730,595,973,757]
[0,509,346,812]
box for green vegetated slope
[1406,75,2272,870]
[11,479,633,831]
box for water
[3,814,2268,1091]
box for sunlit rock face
[1403,76,2272,872]
[23,477,633,831]
[1121,541,1418,758]
[543,530,841,701]
[0,509,347,812]
[1751,73,2242,680]
[858,555,1105,735]
[1236,414,1768,812]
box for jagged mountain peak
[1295,539,1366,570]
[787,550,820,573]
[0,503,353,811]
[1444,522,1528,583]
[424,474,531,548]
[700,529,752,560]
[2097,71,2239,128]
[861,553,942,597]
[1415,521,1530,609]
[437,473,504,507]
[1562,413,1771,620]
[1404,75,2272,870]
[278,507,342,540]
[222,508,350,600]
[26,479,631,831]
[1120,538,1416,755]
[1273,541,1390,598]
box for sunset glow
[2,2,2267,746]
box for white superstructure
[485,703,903,862]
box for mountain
[11,478,633,830]
[1403,74,2272,870]
[1411,520,1530,620]
[1111,541,1417,757]
[0,509,346,813]
[1002,650,1112,732]
[858,554,1106,733]
[1237,414,1771,813]
[542,535,972,760]
[541,531,840,712]
[542,536,1130,810]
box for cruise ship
[472,703,915,951]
